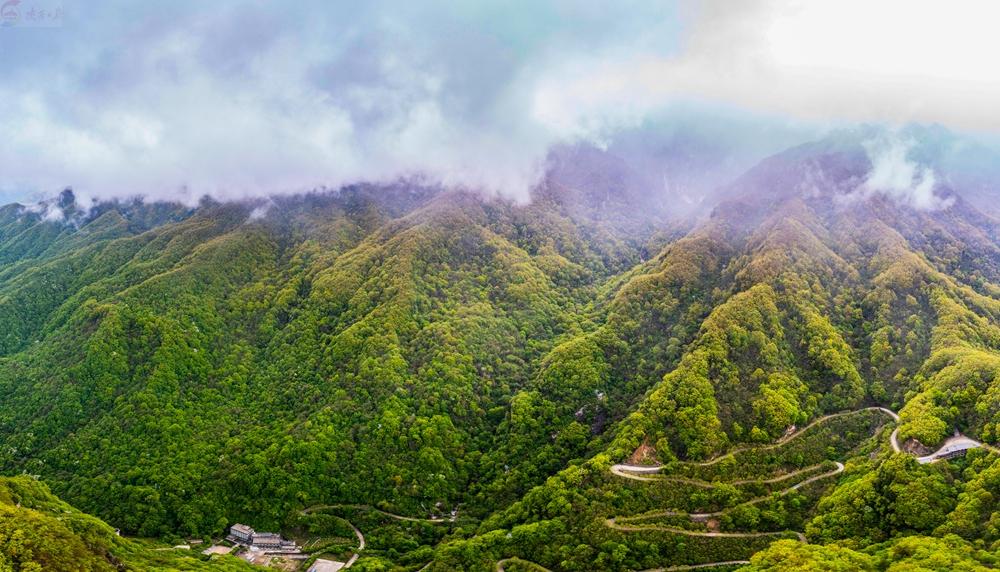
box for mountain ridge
[2,127,1000,570]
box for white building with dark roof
[228,523,254,543]
[250,532,282,549]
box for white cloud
[850,134,952,210]
[533,0,1000,137]
[1,0,999,205]
[247,200,274,222]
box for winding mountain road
[890,420,999,463]
[688,407,897,468]
[298,503,462,569]
[605,406,897,550]
[607,404,1000,565]
[612,407,899,480]
[299,506,366,568]
[344,521,364,568]
[610,463,666,480]
[890,427,902,453]
[613,462,844,527]
[612,405,1000,480]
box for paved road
[612,461,835,487]
[731,464,828,486]
[299,506,366,568]
[608,406,1000,570]
[916,434,993,464]
[300,503,463,569]
[874,407,899,422]
[606,415,858,548]
[610,463,665,480]
[891,422,999,463]
[790,462,844,491]
[343,519,364,568]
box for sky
[1,0,999,206]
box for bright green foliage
[807,455,957,545]
[939,455,1000,544]
[741,535,999,571]
[1,140,1000,572]
[742,539,876,571]
[0,475,253,571]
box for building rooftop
[230,524,254,535]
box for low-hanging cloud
[856,135,952,210]
[1,0,1000,205]
[0,0,678,205]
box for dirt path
[495,557,554,571]
[612,407,897,479]
[301,504,452,524]
[606,517,806,542]
[614,462,844,527]
[638,561,751,571]
[687,407,897,468]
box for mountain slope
[1,128,1000,570]
[0,475,253,571]
[0,184,639,540]
[426,130,1000,570]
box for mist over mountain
[5,2,1000,571]
[2,124,1000,570]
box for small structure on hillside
[226,523,300,553]
[228,523,253,543]
[251,531,297,552]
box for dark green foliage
[1,140,1000,572]
[0,475,253,571]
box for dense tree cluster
[1,134,1000,571]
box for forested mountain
[0,475,254,570]
[2,128,1000,570]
